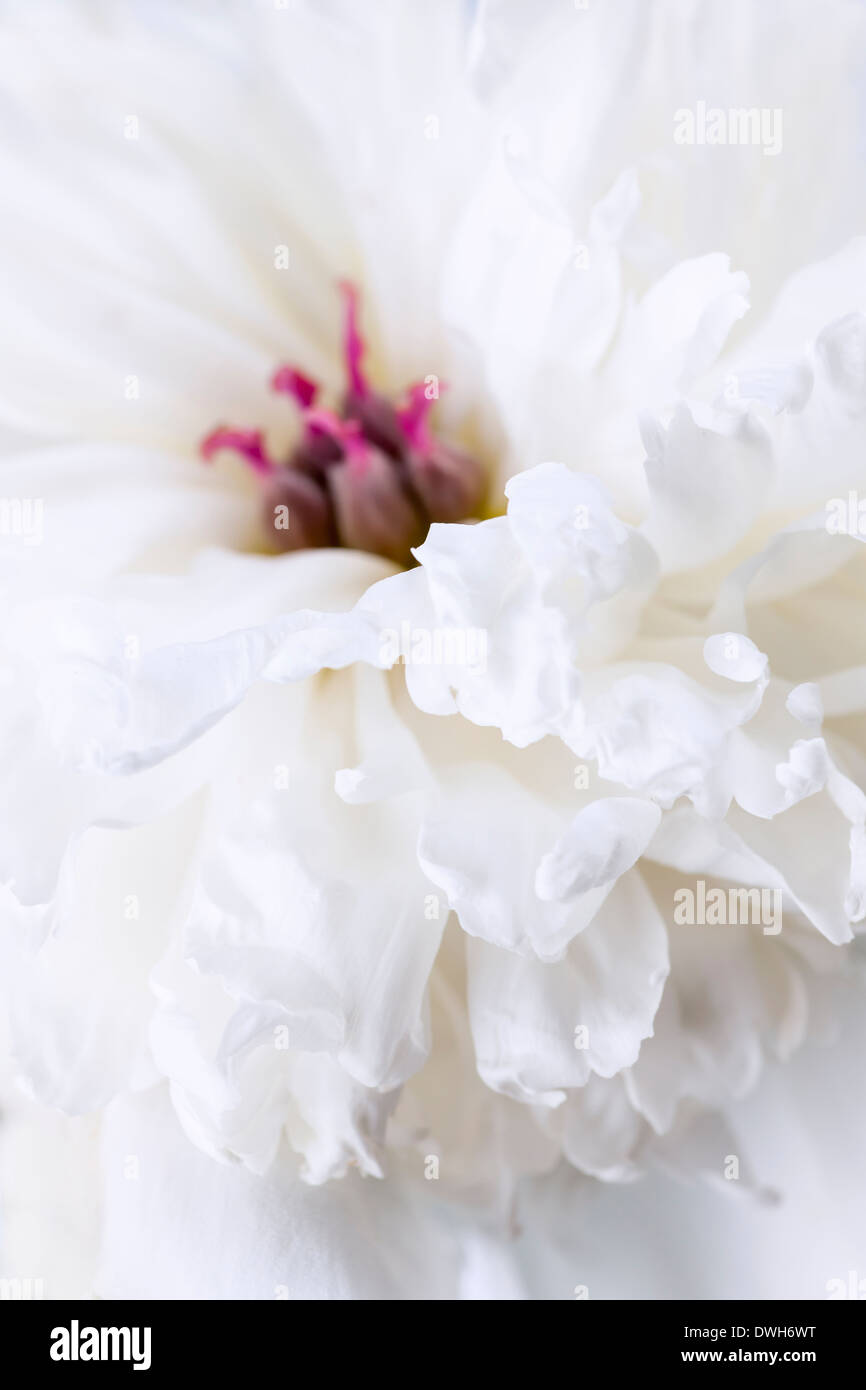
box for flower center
[201,283,487,566]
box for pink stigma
[338,280,368,398]
[398,382,439,453]
[200,427,276,476]
[304,408,371,471]
[270,366,318,409]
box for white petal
[466,870,668,1101]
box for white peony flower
[2,0,866,1299]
